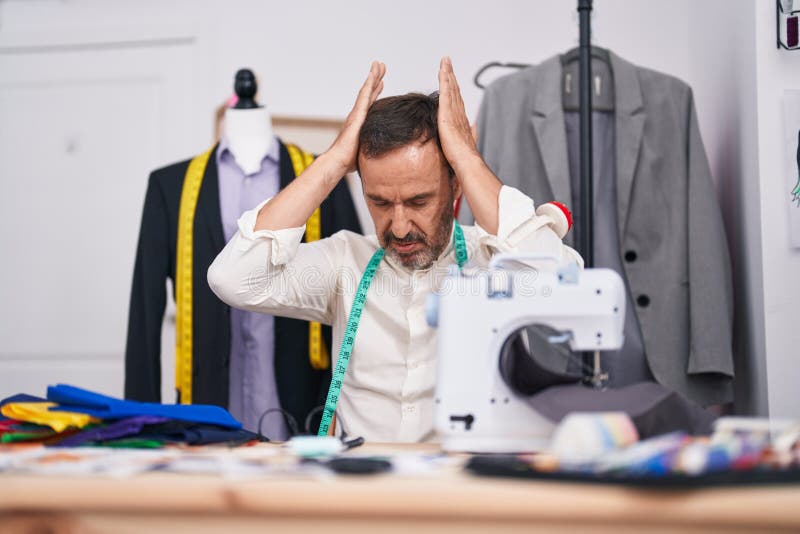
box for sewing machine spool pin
[589,350,609,389]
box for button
[409,361,419,370]
[636,294,650,307]
[404,405,416,414]
[624,250,637,262]
[425,293,439,327]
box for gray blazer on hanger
[468,51,734,406]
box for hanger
[559,45,610,65]
[473,61,531,89]
[472,47,614,110]
[560,46,614,112]
[473,47,610,89]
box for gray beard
[384,201,454,271]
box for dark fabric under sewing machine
[526,382,717,438]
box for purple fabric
[53,415,168,447]
[216,136,288,439]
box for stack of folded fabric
[0,384,260,448]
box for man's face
[359,140,461,270]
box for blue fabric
[0,393,47,422]
[46,384,242,429]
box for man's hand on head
[255,61,384,232]
[437,56,502,234]
[437,57,482,176]
[254,58,500,235]
[324,61,387,176]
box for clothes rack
[473,0,595,267]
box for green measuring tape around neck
[453,219,468,268]
[317,221,468,436]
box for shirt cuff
[236,197,307,265]
[495,185,537,241]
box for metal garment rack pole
[578,0,593,269]
[577,0,605,387]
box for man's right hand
[324,61,386,175]
[254,61,385,232]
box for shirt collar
[216,135,280,173]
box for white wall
[0,14,208,399]
[0,0,792,415]
[0,0,725,132]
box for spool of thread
[549,412,639,465]
[286,436,343,458]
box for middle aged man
[208,58,581,441]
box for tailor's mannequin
[223,69,275,175]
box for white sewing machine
[426,253,626,453]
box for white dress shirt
[208,185,581,442]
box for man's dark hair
[357,92,452,176]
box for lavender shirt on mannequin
[216,133,288,439]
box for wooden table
[1,443,799,533]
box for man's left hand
[437,57,481,174]
[437,56,501,234]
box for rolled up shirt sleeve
[474,185,583,268]
[207,198,340,325]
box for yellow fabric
[0,402,99,433]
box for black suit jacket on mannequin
[125,140,361,431]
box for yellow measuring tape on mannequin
[284,144,330,372]
[175,147,213,405]
[175,143,327,405]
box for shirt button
[624,250,637,262]
[409,361,419,370]
[636,294,650,307]
[405,405,416,414]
